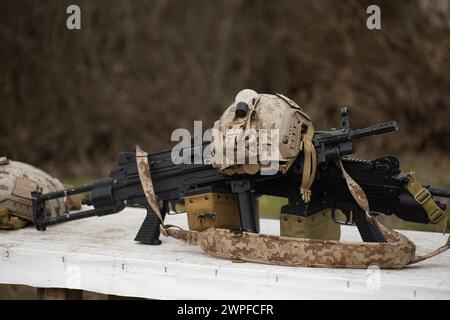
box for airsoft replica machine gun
[32,108,450,245]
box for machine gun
[32,108,450,244]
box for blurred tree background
[0,0,449,187]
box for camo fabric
[198,226,414,269]
[212,91,312,175]
[136,146,164,222]
[0,208,28,229]
[0,157,66,224]
[336,159,374,221]
[166,227,200,245]
[162,217,450,269]
[212,89,317,201]
[161,218,418,269]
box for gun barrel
[351,121,398,140]
[429,187,450,198]
[41,183,93,201]
[42,209,99,226]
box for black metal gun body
[32,108,449,244]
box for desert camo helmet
[0,156,66,225]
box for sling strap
[335,159,374,222]
[136,146,164,223]
[299,124,316,203]
[406,173,448,234]
[335,158,450,265]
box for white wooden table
[0,207,449,299]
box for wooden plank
[1,207,449,299]
[107,294,145,300]
[37,288,83,300]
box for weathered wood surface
[1,208,449,299]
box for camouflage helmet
[212,89,314,175]
[0,156,66,229]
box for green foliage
[259,196,287,220]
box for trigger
[170,200,178,214]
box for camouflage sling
[162,217,450,269]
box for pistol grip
[354,210,386,243]
[134,207,164,245]
[237,191,258,233]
